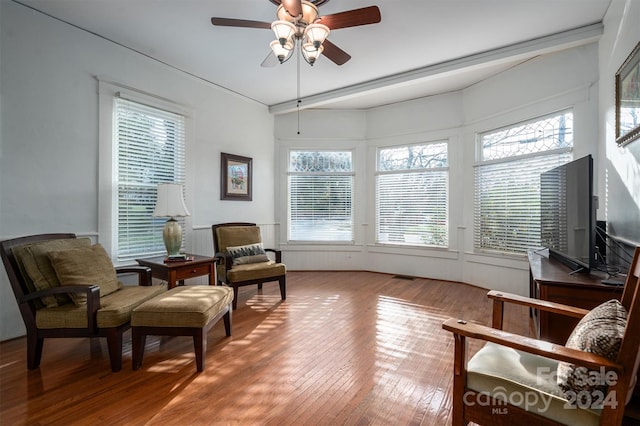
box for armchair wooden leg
[452,333,468,426]
[26,333,44,370]
[279,276,286,301]
[105,328,123,372]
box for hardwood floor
[0,271,531,425]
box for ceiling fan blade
[261,51,278,68]
[318,6,381,30]
[211,17,271,29]
[281,0,303,18]
[321,39,351,66]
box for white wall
[275,44,602,295]
[0,2,275,340]
[599,0,640,252]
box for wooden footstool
[131,285,233,371]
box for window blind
[288,151,354,242]
[115,98,186,261]
[474,110,573,255]
[375,142,448,247]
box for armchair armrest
[116,265,152,286]
[21,285,101,332]
[264,248,282,263]
[442,318,621,372]
[215,251,233,269]
[487,290,589,330]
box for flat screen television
[540,154,596,272]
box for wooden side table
[528,249,623,344]
[135,254,217,289]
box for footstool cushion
[131,285,233,371]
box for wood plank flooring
[0,271,531,425]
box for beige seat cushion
[132,286,234,328]
[226,261,286,283]
[36,284,167,329]
[48,244,122,305]
[467,342,601,426]
[13,238,91,307]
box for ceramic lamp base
[163,218,182,256]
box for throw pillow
[18,238,92,308]
[48,243,122,306]
[557,299,627,404]
[226,242,270,265]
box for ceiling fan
[211,0,381,67]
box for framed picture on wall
[221,152,252,201]
[616,41,640,146]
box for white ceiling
[17,0,611,113]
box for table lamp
[153,183,190,257]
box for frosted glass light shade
[304,23,329,48]
[301,42,323,65]
[270,39,293,63]
[271,20,296,45]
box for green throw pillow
[18,238,92,307]
[48,243,122,306]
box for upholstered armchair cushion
[36,284,167,329]
[556,299,627,401]
[216,226,262,253]
[13,238,92,307]
[226,261,286,283]
[467,342,601,426]
[48,243,123,306]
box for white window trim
[97,79,192,264]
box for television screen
[540,155,595,271]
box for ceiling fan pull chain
[297,46,302,135]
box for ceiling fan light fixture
[304,23,330,49]
[277,1,319,24]
[271,20,296,45]
[270,39,294,64]
[302,42,324,66]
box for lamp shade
[301,42,323,65]
[271,20,296,45]
[153,183,190,218]
[270,39,294,63]
[304,23,329,48]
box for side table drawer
[175,263,210,280]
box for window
[376,142,448,247]
[288,150,354,242]
[114,97,186,262]
[474,110,573,255]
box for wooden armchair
[212,223,286,310]
[1,233,166,372]
[443,247,640,426]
